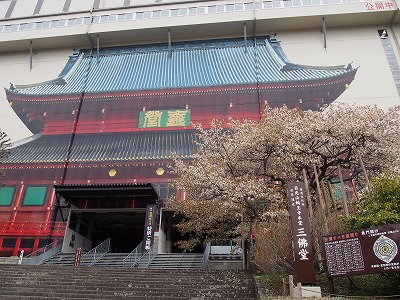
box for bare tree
[0,130,11,183]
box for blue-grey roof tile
[9,36,355,96]
[5,131,198,164]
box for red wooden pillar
[12,237,22,257]
[32,238,40,252]
[10,184,25,222]
[44,187,56,223]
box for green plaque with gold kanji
[138,109,191,128]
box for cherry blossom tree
[169,103,400,255]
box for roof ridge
[281,62,354,72]
[80,37,255,57]
[13,77,66,90]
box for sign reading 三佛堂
[138,109,191,128]
[323,223,400,277]
[143,204,158,252]
[287,181,316,284]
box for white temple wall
[9,0,37,19]
[40,0,67,16]
[278,26,400,108]
[0,48,71,142]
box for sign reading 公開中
[323,223,400,277]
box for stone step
[0,295,255,300]
[0,265,252,278]
[0,266,255,280]
[146,253,203,269]
[90,253,130,267]
[42,253,77,265]
[0,273,253,283]
[0,274,255,285]
[0,287,256,297]
[0,264,257,300]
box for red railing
[0,221,66,237]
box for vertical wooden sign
[287,181,316,284]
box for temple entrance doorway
[65,208,146,253]
[54,183,159,254]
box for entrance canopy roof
[6,130,197,164]
[54,183,158,206]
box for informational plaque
[287,181,316,284]
[323,223,400,277]
[143,204,158,252]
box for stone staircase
[43,252,205,269]
[42,253,76,266]
[0,264,258,299]
[147,253,203,269]
[91,253,128,267]
[43,252,131,267]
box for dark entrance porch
[67,208,146,253]
[54,183,158,253]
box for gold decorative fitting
[156,167,165,176]
[108,169,117,177]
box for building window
[22,186,47,206]
[108,14,117,22]
[39,239,52,248]
[2,238,16,248]
[234,3,244,11]
[0,187,15,206]
[20,238,35,248]
[35,22,43,29]
[143,11,152,19]
[100,15,109,23]
[3,25,11,32]
[26,23,35,30]
[125,13,134,20]
[19,23,28,30]
[226,4,235,12]
[153,10,161,18]
[197,6,206,14]
[67,19,76,26]
[42,21,51,29]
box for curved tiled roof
[7,36,356,96]
[5,130,198,164]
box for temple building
[0,0,398,258]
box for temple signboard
[323,223,400,277]
[287,181,316,284]
[143,204,158,251]
[139,109,191,128]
